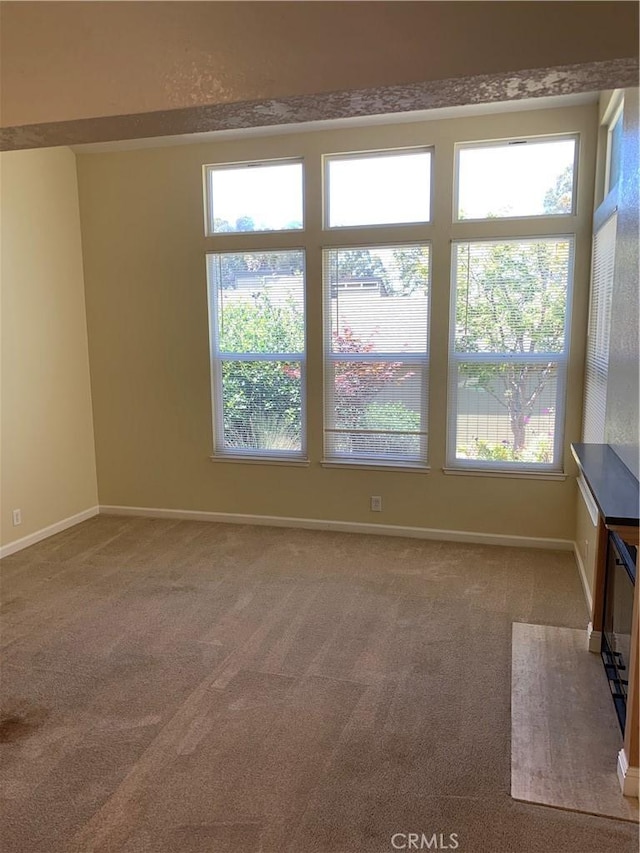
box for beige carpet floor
[0,515,638,853]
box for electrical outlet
[12,509,22,526]
[370,496,382,512]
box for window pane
[221,361,302,453]
[323,244,430,464]
[327,361,425,461]
[326,151,431,227]
[208,250,305,354]
[326,245,430,353]
[453,239,571,354]
[457,138,576,219]
[207,161,303,233]
[583,213,616,442]
[454,362,558,465]
[207,249,305,458]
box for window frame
[203,157,305,237]
[323,147,433,231]
[446,235,576,474]
[453,134,580,223]
[206,248,308,462]
[321,240,431,469]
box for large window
[448,238,573,471]
[206,250,306,458]
[323,244,430,465]
[203,125,583,472]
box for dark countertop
[571,443,639,527]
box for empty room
[1,2,639,852]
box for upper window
[207,249,306,458]
[456,137,577,221]
[448,237,573,471]
[325,150,431,228]
[323,243,430,466]
[605,101,624,196]
[205,160,303,234]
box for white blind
[582,213,617,442]
[323,244,430,464]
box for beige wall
[1,1,637,128]
[0,147,98,547]
[77,103,597,540]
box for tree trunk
[511,413,527,451]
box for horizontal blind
[582,213,616,442]
[323,244,430,464]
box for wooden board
[511,622,639,822]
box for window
[323,244,430,465]
[202,122,586,473]
[448,238,573,471]
[207,250,306,458]
[325,150,431,228]
[205,160,303,234]
[605,101,624,196]
[583,213,616,442]
[456,137,577,220]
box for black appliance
[601,531,637,733]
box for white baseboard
[98,504,573,550]
[573,541,594,615]
[0,506,99,559]
[587,623,602,653]
[617,748,640,799]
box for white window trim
[446,235,575,474]
[453,134,579,224]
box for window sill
[209,455,310,468]
[442,467,566,481]
[321,459,430,473]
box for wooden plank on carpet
[511,622,639,822]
